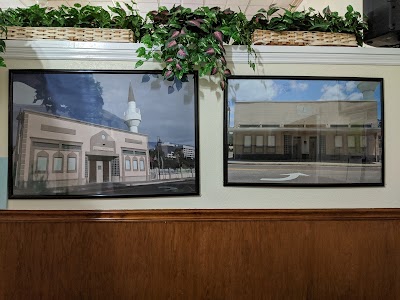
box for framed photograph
[224,76,384,187]
[9,70,199,198]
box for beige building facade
[13,110,150,189]
[230,101,381,163]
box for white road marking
[260,173,309,181]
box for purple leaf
[205,48,215,55]
[171,30,180,39]
[165,57,174,63]
[220,81,226,90]
[223,8,234,15]
[224,69,231,75]
[213,31,224,44]
[220,56,226,65]
[211,67,218,75]
[166,40,177,48]
[177,48,187,59]
[186,20,201,28]
[176,63,182,70]
[218,43,226,53]
[180,28,187,35]
[165,70,174,79]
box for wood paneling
[0,209,399,299]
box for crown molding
[3,40,400,66]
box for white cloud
[319,84,347,100]
[345,81,358,92]
[229,79,280,101]
[290,80,308,91]
[319,83,365,101]
[347,92,363,100]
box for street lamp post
[157,137,161,179]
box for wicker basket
[0,26,134,43]
[252,29,357,47]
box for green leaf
[347,5,354,13]
[136,46,146,57]
[135,60,144,68]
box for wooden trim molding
[1,209,400,222]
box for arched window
[36,150,49,173]
[132,158,138,171]
[52,152,64,173]
[67,152,77,173]
[125,156,131,171]
[139,159,145,171]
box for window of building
[267,136,276,147]
[122,149,135,155]
[33,142,59,149]
[111,157,120,177]
[360,136,367,148]
[53,153,63,173]
[348,136,356,148]
[125,157,131,171]
[62,144,82,150]
[319,136,327,155]
[135,151,146,156]
[335,136,343,148]
[133,159,138,171]
[140,159,145,171]
[67,156,77,172]
[256,136,263,147]
[284,135,292,155]
[243,135,252,153]
[37,157,48,172]
[36,151,49,173]
[244,136,252,147]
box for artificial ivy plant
[0,2,144,67]
[0,3,367,88]
[136,5,254,90]
[251,5,367,46]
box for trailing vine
[0,3,367,88]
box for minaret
[124,82,141,133]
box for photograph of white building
[10,71,199,198]
[225,77,383,186]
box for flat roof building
[229,100,381,163]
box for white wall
[1,43,399,210]
[298,0,362,14]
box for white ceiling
[0,0,303,19]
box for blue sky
[13,73,197,146]
[227,79,382,127]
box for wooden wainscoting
[0,209,399,299]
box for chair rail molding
[3,40,400,66]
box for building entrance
[88,159,111,183]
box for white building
[13,84,150,191]
[181,145,195,160]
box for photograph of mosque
[224,76,384,186]
[9,70,199,198]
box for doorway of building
[293,136,302,161]
[309,136,317,161]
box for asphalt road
[15,178,198,197]
[227,163,382,185]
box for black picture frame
[224,75,384,187]
[8,70,199,199]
